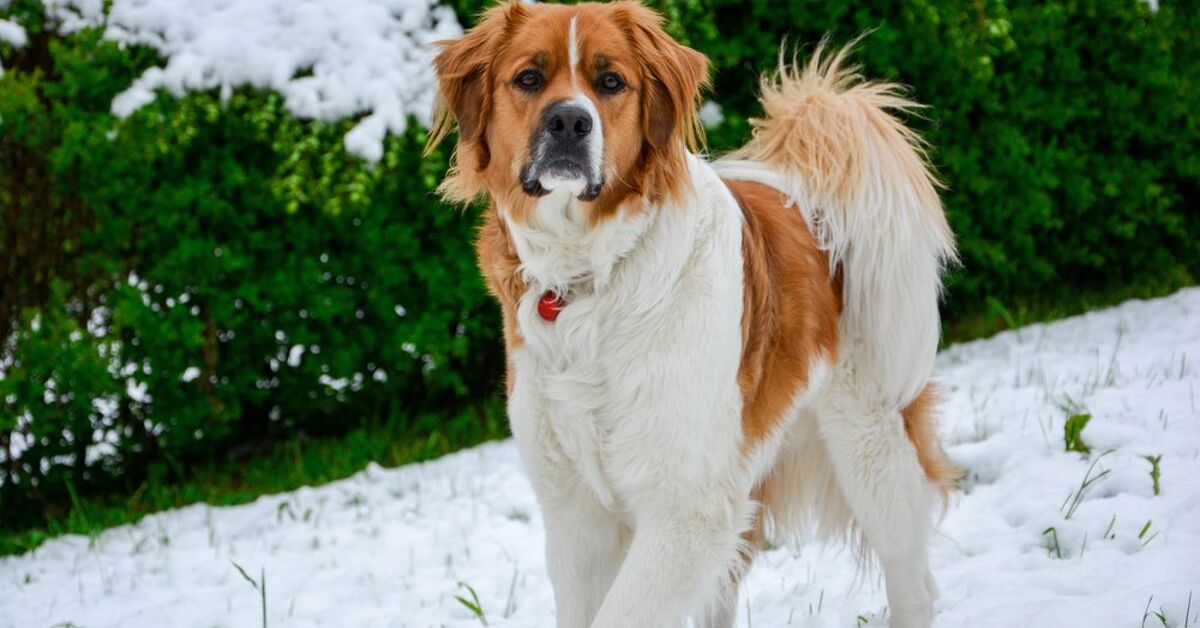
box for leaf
[1064,414,1092,454]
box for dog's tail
[724,42,956,406]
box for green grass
[455,581,490,626]
[1060,452,1112,520]
[1144,454,1163,496]
[1042,526,1063,559]
[0,400,508,557]
[1,278,1193,558]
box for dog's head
[428,1,709,216]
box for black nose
[545,104,592,139]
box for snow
[0,17,25,77]
[2,288,1199,627]
[43,0,106,34]
[0,17,24,46]
[288,344,306,368]
[34,0,461,161]
[699,100,724,128]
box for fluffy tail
[724,42,956,407]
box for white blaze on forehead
[568,14,580,87]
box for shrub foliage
[2,0,1197,532]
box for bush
[2,0,1197,533]
[1,5,501,531]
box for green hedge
[2,0,1197,533]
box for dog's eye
[515,69,544,92]
[596,72,625,95]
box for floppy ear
[426,2,527,159]
[618,3,710,154]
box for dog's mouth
[520,159,604,202]
[520,111,606,203]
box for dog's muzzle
[521,100,605,201]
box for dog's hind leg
[813,370,938,628]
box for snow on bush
[42,0,462,161]
[698,100,724,128]
[0,15,27,76]
[0,17,24,47]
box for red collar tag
[537,290,566,322]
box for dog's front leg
[539,481,626,628]
[508,357,626,627]
[587,495,750,628]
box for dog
[428,2,957,627]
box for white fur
[568,15,579,87]
[537,173,588,197]
[503,184,647,297]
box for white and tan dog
[429,2,957,627]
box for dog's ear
[617,3,710,154]
[426,2,528,158]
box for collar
[537,290,567,322]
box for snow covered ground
[3,289,1198,627]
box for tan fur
[612,2,709,205]
[728,179,842,565]
[727,179,840,448]
[426,1,709,221]
[902,383,961,502]
[427,2,524,200]
[475,205,527,396]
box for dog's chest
[508,240,681,510]
[513,303,632,508]
[503,198,699,509]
